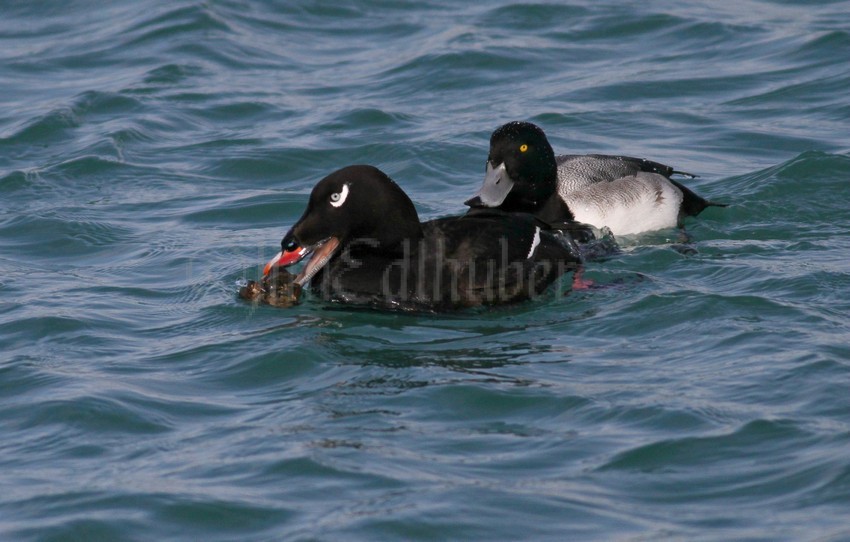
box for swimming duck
[262,165,583,311]
[465,121,725,235]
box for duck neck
[350,207,424,257]
[535,194,574,223]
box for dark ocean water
[2,1,850,540]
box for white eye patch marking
[527,226,541,259]
[330,183,350,208]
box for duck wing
[556,154,695,193]
[419,213,581,308]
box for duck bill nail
[294,236,341,286]
[263,251,283,276]
[465,162,513,207]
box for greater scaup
[466,121,726,235]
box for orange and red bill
[262,237,341,287]
[263,246,309,276]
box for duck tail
[671,169,698,179]
[670,178,728,217]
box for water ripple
[3,0,850,540]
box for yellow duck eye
[519,144,528,153]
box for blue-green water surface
[2,1,850,540]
